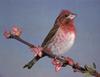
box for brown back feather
[41,24,59,47]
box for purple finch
[23,10,76,71]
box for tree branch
[3,27,100,77]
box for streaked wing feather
[41,24,59,47]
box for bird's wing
[41,24,59,47]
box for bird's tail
[23,55,42,69]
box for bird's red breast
[42,10,76,55]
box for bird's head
[56,10,77,26]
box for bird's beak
[66,13,77,20]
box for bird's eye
[65,15,68,17]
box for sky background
[0,0,100,77]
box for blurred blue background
[0,0,100,77]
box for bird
[23,10,76,71]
